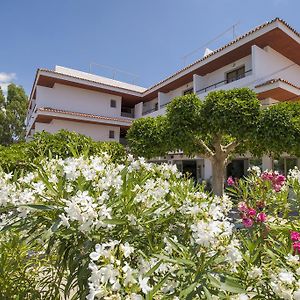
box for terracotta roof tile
[145,18,300,93]
[38,107,133,124]
[255,78,300,90]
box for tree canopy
[0,84,28,145]
[127,88,300,195]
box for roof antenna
[181,21,240,66]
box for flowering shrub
[1,156,300,299]
[225,166,300,299]
[0,154,244,299]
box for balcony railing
[196,69,252,94]
[142,107,158,116]
[121,112,134,118]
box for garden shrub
[0,130,125,172]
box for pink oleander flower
[227,176,235,186]
[276,174,286,182]
[257,212,267,222]
[243,218,254,228]
[291,231,300,242]
[274,184,282,192]
[248,208,257,217]
[261,171,286,192]
[238,202,248,212]
[293,242,300,254]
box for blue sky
[1,0,299,96]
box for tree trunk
[211,156,226,197]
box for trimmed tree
[127,88,300,196]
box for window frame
[109,130,115,139]
[110,99,117,108]
[226,66,245,84]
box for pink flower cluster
[238,201,267,228]
[291,231,300,253]
[227,176,235,186]
[261,171,286,192]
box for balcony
[121,112,134,118]
[121,106,134,118]
[196,69,252,94]
[142,107,158,116]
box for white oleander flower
[138,276,152,294]
[59,213,70,228]
[285,254,299,264]
[248,266,263,279]
[278,270,295,285]
[120,242,134,258]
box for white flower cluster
[289,167,300,183]
[270,268,300,299]
[0,154,245,299]
[87,240,178,300]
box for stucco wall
[252,45,300,86]
[36,84,122,117]
[199,55,252,92]
[35,119,120,142]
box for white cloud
[0,72,16,83]
[0,72,17,95]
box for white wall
[35,119,120,142]
[252,45,300,86]
[36,84,122,117]
[163,81,194,105]
[197,55,252,92]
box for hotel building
[26,18,300,181]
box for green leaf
[23,204,54,211]
[220,276,246,294]
[101,218,127,225]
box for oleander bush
[1,153,300,299]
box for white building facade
[26,18,300,182]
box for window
[109,130,115,139]
[226,66,245,83]
[183,88,193,95]
[110,99,117,108]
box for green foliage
[128,88,262,158]
[127,116,170,159]
[0,130,126,172]
[0,232,59,299]
[0,84,28,145]
[165,93,203,154]
[256,101,300,157]
[200,88,260,139]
